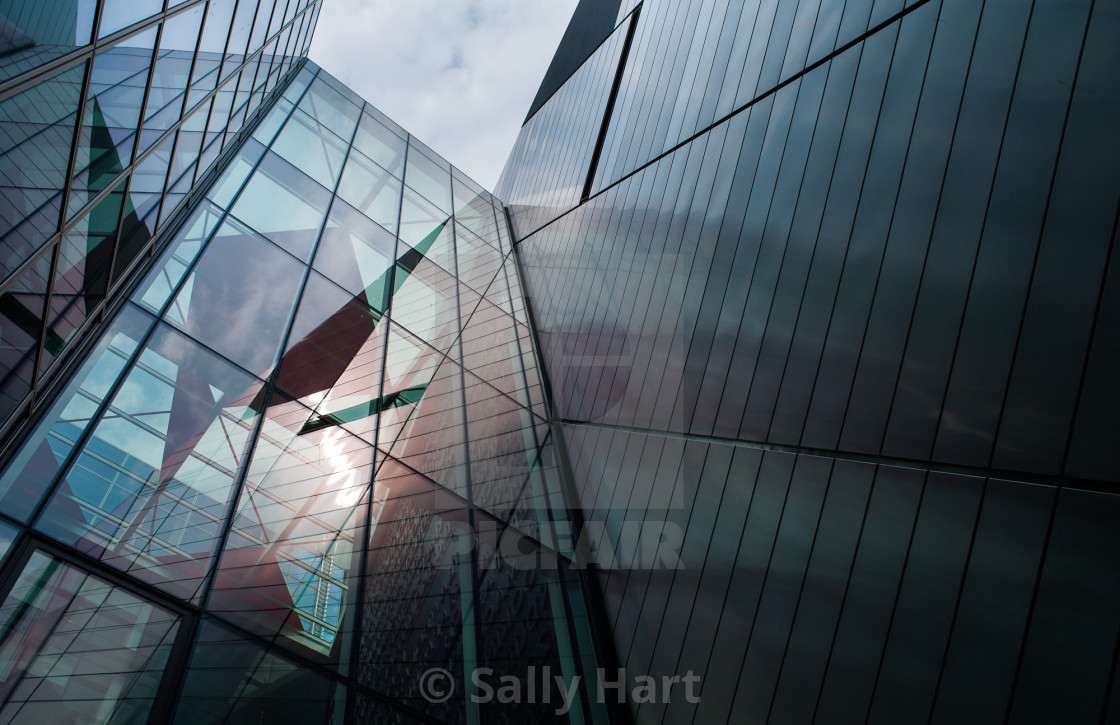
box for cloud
[309,0,579,192]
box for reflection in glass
[205,137,265,210]
[358,457,473,719]
[40,176,127,374]
[336,150,401,232]
[296,75,359,142]
[404,147,451,213]
[167,214,305,377]
[0,551,180,723]
[135,200,223,315]
[209,398,372,665]
[0,519,13,561]
[230,150,331,262]
[0,305,153,522]
[138,5,204,155]
[0,62,84,278]
[280,275,389,445]
[35,323,263,602]
[0,0,96,82]
[314,199,396,310]
[68,29,158,217]
[352,111,406,178]
[381,324,468,493]
[390,219,464,353]
[98,0,161,38]
[0,249,51,419]
[174,619,346,725]
[271,108,348,190]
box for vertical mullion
[33,0,108,401]
[337,92,386,725]
[160,0,212,214]
[447,167,484,725]
[100,16,167,327]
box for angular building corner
[0,0,1118,724]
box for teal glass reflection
[380,323,469,493]
[274,271,387,443]
[314,198,396,311]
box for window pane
[98,0,161,37]
[208,397,372,666]
[352,112,406,178]
[0,304,152,522]
[274,272,387,442]
[271,108,348,189]
[230,149,331,262]
[0,62,85,279]
[205,136,265,209]
[297,76,359,141]
[68,28,158,217]
[167,214,305,377]
[404,145,451,213]
[0,0,97,82]
[173,619,346,725]
[314,199,396,310]
[134,200,223,315]
[336,150,401,232]
[0,249,51,421]
[40,177,127,373]
[35,323,264,602]
[381,323,468,493]
[138,5,204,155]
[0,551,180,722]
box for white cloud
[309,0,579,191]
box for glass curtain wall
[0,63,609,724]
[0,0,320,438]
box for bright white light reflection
[319,428,365,506]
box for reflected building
[0,0,1118,724]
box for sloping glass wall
[0,63,608,724]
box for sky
[309,0,580,191]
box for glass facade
[499,0,1120,723]
[0,0,318,436]
[0,18,609,717]
[0,0,1118,723]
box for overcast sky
[309,0,580,191]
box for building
[0,0,1117,723]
